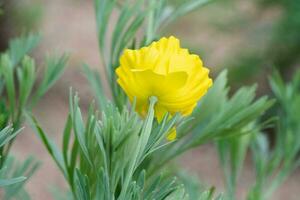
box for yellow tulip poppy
[116,36,212,140]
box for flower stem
[118,96,157,199]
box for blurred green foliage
[0,34,67,161]
[214,70,300,200]
[261,0,300,71]
[228,0,300,86]
[0,126,39,200]
[0,34,67,199]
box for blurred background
[1,0,299,199]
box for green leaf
[71,96,93,167]
[82,64,107,110]
[8,33,40,66]
[17,56,36,109]
[0,54,16,119]
[74,169,91,200]
[0,127,22,148]
[161,0,210,29]
[0,156,39,199]
[26,113,67,177]
[31,54,68,107]
[0,176,27,187]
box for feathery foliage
[0,34,67,160]
[0,126,39,199]
[0,126,25,188]
[0,34,67,199]
[210,70,300,200]
[246,70,300,200]
[29,92,223,200]
[144,70,273,176]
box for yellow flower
[116,36,212,140]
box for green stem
[118,96,157,199]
